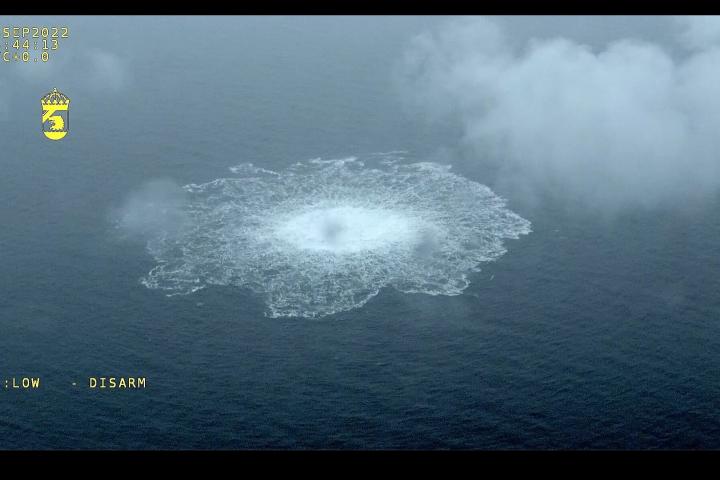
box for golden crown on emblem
[41,88,70,106]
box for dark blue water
[2,16,720,449]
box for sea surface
[2,16,720,449]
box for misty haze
[2,15,720,450]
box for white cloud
[8,47,128,91]
[676,15,720,50]
[85,49,128,92]
[399,16,720,211]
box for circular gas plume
[138,152,531,317]
[277,206,420,254]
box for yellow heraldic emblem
[41,88,70,140]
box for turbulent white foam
[139,153,532,317]
[277,206,419,253]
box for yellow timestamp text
[2,26,69,63]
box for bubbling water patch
[278,206,420,253]
[139,153,532,317]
